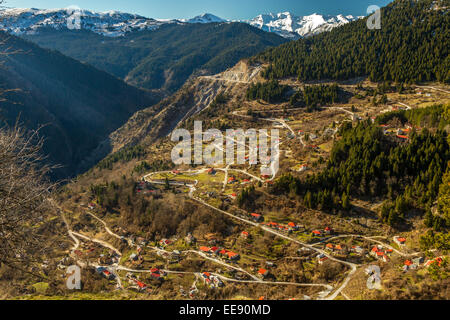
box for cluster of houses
[136,181,156,195]
[325,243,345,253]
[380,124,414,143]
[403,257,425,272]
[425,257,444,268]
[262,221,302,234]
[199,246,240,261]
[370,245,394,263]
[201,272,224,289]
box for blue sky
[3,0,394,20]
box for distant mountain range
[246,12,362,39]
[0,8,363,39]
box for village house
[185,232,197,245]
[228,176,237,184]
[159,239,172,247]
[288,222,299,231]
[425,257,443,268]
[312,230,322,237]
[241,231,250,239]
[393,236,406,246]
[351,246,365,255]
[207,168,216,175]
[298,164,309,172]
[324,227,333,235]
[101,269,115,280]
[317,254,328,265]
[258,268,269,279]
[371,246,390,262]
[251,213,264,223]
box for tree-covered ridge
[246,81,341,108]
[246,80,290,103]
[253,0,449,84]
[271,105,450,229]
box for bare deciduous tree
[0,124,57,273]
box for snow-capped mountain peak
[184,13,226,24]
[0,8,176,37]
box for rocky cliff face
[104,61,263,153]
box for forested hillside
[0,32,158,179]
[271,105,450,232]
[24,22,287,93]
[253,0,449,83]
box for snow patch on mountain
[0,8,177,37]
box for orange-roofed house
[394,236,406,246]
[258,269,269,278]
[227,252,240,261]
[200,246,210,253]
[288,222,299,231]
[251,213,263,223]
[312,230,322,236]
[241,231,249,239]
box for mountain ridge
[0,7,363,39]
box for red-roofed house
[394,236,406,246]
[258,269,269,278]
[241,231,249,239]
[312,230,322,236]
[251,213,263,223]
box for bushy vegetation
[133,159,173,174]
[290,84,341,109]
[253,0,449,84]
[96,145,147,170]
[89,178,232,239]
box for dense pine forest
[246,81,341,109]
[252,0,449,84]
